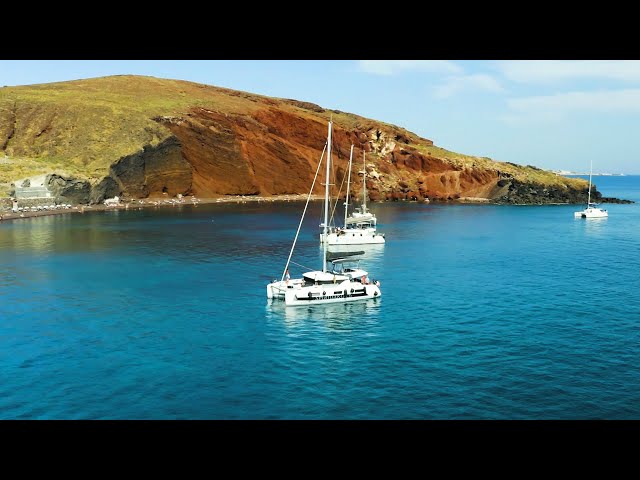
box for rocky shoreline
[1,191,633,224]
[488,179,633,205]
[0,194,320,222]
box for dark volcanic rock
[111,147,146,197]
[46,174,91,204]
[491,179,632,204]
[601,197,634,204]
[90,176,120,204]
[110,136,192,198]
[144,138,192,196]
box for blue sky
[1,60,639,174]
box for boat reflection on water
[581,214,608,238]
[266,297,381,329]
[325,243,385,263]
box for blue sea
[1,176,639,419]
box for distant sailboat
[320,149,385,245]
[574,161,608,219]
[266,121,382,306]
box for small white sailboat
[267,121,382,306]
[320,149,386,245]
[574,161,608,219]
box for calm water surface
[1,176,639,419]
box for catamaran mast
[588,159,593,205]
[362,151,367,214]
[344,144,354,227]
[280,143,326,282]
[323,121,332,273]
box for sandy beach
[0,194,323,223]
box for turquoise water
[1,176,639,419]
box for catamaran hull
[284,284,381,306]
[267,279,304,299]
[320,232,385,245]
[574,210,608,218]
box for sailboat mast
[344,144,354,227]
[281,143,327,282]
[588,160,592,205]
[323,121,332,273]
[362,151,367,213]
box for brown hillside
[0,75,596,204]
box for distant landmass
[0,75,628,205]
[552,170,626,176]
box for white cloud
[497,60,640,83]
[357,60,462,76]
[502,88,640,125]
[433,74,504,98]
[508,89,640,113]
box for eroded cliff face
[109,136,191,198]
[139,105,576,204]
[155,107,336,197]
[138,106,488,202]
[0,75,600,204]
[92,104,599,205]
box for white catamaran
[266,121,382,306]
[574,161,608,219]
[320,149,386,245]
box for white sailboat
[320,149,386,245]
[574,161,608,219]
[266,121,382,306]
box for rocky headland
[0,75,632,206]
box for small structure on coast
[13,174,55,208]
[7,174,77,214]
[104,196,121,207]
